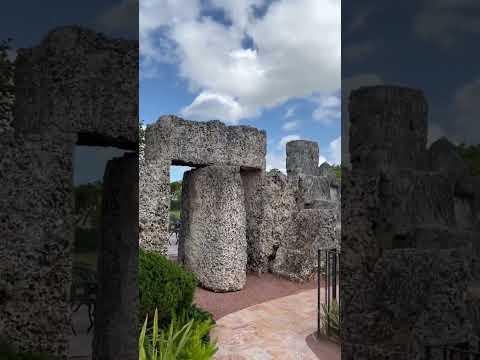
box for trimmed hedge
[138,249,196,327]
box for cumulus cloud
[328,136,341,165]
[414,0,480,47]
[140,0,340,121]
[95,0,139,38]
[451,78,480,144]
[312,94,341,125]
[180,91,256,123]
[284,106,296,118]
[282,120,299,131]
[277,134,301,151]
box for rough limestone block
[374,249,472,354]
[13,26,138,149]
[270,247,315,282]
[295,174,331,208]
[286,140,319,176]
[378,169,456,234]
[241,171,297,273]
[271,208,336,282]
[0,130,76,356]
[145,115,266,169]
[139,158,170,254]
[428,137,469,181]
[349,86,428,171]
[179,166,247,292]
[93,153,138,360]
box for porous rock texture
[14,26,138,148]
[286,140,320,176]
[93,153,138,360]
[342,85,480,358]
[179,166,247,292]
[0,26,138,358]
[349,85,428,171]
[139,158,170,254]
[145,115,266,169]
[242,171,298,274]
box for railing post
[332,249,337,301]
[317,249,321,339]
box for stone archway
[0,26,138,358]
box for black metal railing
[425,344,480,360]
[317,248,340,338]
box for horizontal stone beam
[145,115,266,170]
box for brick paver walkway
[212,288,340,360]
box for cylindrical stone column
[93,153,138,360]
[349,85,428,171]
[286,140,320,176]
[179,165,247,292]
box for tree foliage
[74,181,103,228]
[456,143,480,176]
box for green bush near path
[139,249,197,328]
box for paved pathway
[211,288,340,360]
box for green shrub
[139,309,217,360]
[0,338,59,360]
[185,305,216,343]
[139,249,197,327]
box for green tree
[456,143,480,176]
[74,181,103,228]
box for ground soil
[306,332,341,360]
[194,271,322,320]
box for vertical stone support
[286,140,320,176]
[139,158,170,254]
[349,86,428,171]
[179,166,247,292]
[0,130,76,357]
[93,153,138,360]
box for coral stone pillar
[179,165,247,292]
[93,153,138,360]
[286,140,320,176]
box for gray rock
[286,140,320,176]
[349,86,428,171]
[13,26,138,149]
[145,115,266,169]
[428,137,469,180]
[139,159,170,254]
[0,26,138,357]
[241,171,298,273]
[179,166,247,292]
[295,174,331,208]
[93,154,138,360]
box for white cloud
[284,106,296,118]
[140,0,340,121]
[282,120,299,131]
[96,0,139,37]
[451,78,480,144]
[319,155,327,165]
[277,134,301,151]
[328,136,341,165]
[312,94,340,125]
[266,151,287,173]
[414,0,480,47]
[180,91,256,123]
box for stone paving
[211,288,340,360]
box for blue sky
[139,0,341,181]
[341,0,480,164]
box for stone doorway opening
[168,165,192,262]
[69,144,134,360]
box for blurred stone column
[93,153,138,360]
